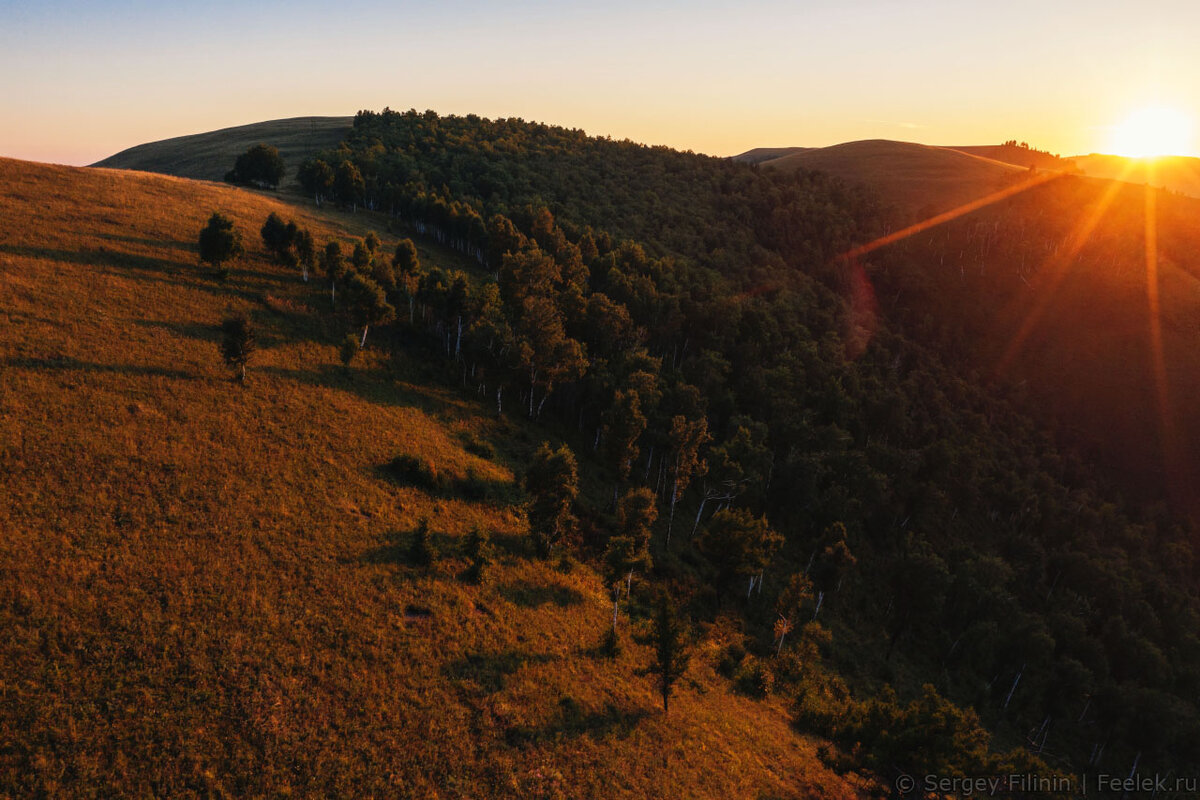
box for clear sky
[3,0,1199,165]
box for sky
[3,0,1200,165]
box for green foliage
[524,443,579,558]
[649,595,690,713]
[219,314,255,381]
[260,212,299,265]
[197,211,243,271]
[697,509,783,597]
[229,143,285,188]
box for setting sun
[1107,106,1196,158]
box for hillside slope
[0,158,861,798]
[1068,153,1200,199]
[869,172,1200,511]
[760,139,1026,217]
[91,116,352,188]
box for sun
[1107,106,1195,159]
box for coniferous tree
[525,442,578,557]
[649,595,690,714]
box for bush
[385,454,448,493]
[734,655,775,698]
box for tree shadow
[3,354,197,381]
[359,526,459,567]
[135,319,222,344]
[97,232,195,252]
[443,649,556,695]
[499,580,584,609]
[0,243,288,286]
[505,698,650,746]
[259,364,434,410]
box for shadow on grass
[505,698,650,746]
[136,317,286,350]
[377,453,520,505]
[444,649,556,695]
[0,243,289,287]
[3,354,197,380]
[260,364,434,410]
[499,580,584,609]
[359,527,459,567]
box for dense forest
[294,109,1200,788]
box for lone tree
[219,314,256,381]
[198,212,243,277]
[649,594,690,714]
[462,526,492,585]
[525,442,578,557]
[227,143,285,188]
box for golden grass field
[0,158,865,798]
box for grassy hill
[759,139,1026,218]
[950,143,1066,170]
[730,146,809,164]
[91,116,352,189]
[1067,153,1200,199]
[0,157,864,798]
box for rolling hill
[1067,153,1200,199]
[0,156,864,798]
[91,116,352,188]
[756,139,1027,218]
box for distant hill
[1067,153,1200,199]
[951,143,1066,170]
[92,116,352,187]
[759,139,1026,217]
[729,146,808,164]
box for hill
[759,139,1027,218]
[950,143,1066,170]
[91,116,352,188]
[13,109,1200,792]
[0,157,861,797]
[1067,153,1200,199]
[730,146,809,164]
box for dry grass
[0,157,862,798]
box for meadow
[0,158,862,798]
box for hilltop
[92,116,352,188]
[754,139,1027,217]
[0,157,861,797]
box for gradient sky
[3,0,1199,165]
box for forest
[284,108,1200,788]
